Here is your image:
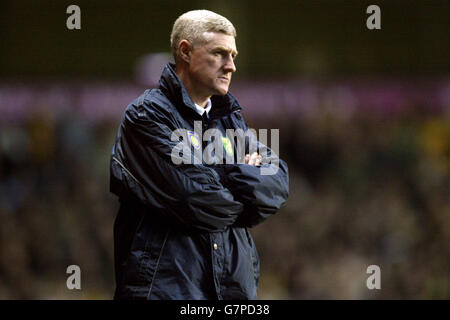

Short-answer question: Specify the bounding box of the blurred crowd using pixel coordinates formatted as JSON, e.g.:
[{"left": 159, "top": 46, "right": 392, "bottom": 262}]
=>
[
  {"left": 259, "top": 105, "right": 449, "bottom": 299},
  {"left": 0, "top": 87, "right": 448, "bottom": 299},
  {"left": 0, "top": 110, "right": 117, "bottom": 298}
]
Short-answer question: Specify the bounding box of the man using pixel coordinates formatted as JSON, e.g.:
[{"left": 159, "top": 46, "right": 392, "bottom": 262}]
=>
[{"left": 110, "top": 10, "right": 289, "bottom": 300}]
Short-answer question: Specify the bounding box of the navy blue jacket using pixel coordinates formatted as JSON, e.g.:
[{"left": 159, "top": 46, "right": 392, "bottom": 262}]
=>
[{"left": 110, "top": 63, "right": 289, "bottom": 299}]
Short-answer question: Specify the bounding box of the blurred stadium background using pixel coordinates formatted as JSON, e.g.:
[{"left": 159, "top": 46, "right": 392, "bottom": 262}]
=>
[{"left": 0, "top": 0, "right": 448, "bottom": 299}]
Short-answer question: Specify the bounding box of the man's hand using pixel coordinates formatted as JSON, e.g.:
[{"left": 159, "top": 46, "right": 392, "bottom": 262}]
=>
[{"left": 244, "top": 152, "right": 262, "bottom": 166}]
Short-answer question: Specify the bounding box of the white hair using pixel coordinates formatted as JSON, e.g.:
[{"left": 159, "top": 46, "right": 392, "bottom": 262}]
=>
[{"left": 170, "top": 10, "right": 236, "bottom": 61}]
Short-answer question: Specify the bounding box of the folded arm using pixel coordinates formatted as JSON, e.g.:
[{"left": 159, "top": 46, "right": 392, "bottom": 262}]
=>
[
  {"left": 214, "top": 125, "right": 290, "bottom": 228},
  {"left": 110, "top": 100, "right": 244, "bottom": 232}
]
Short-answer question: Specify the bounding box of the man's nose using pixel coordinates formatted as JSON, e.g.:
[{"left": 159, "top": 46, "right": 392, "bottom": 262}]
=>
[{"left": 223, "top": 54, "right": 236, "bottom": 73}]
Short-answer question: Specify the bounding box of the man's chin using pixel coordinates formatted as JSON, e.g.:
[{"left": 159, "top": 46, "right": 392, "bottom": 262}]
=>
[{"left": 214, "top": 86, "right": 229, "bottom": 96}]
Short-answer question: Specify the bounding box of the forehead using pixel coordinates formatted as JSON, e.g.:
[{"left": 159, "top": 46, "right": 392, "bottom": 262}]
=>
[{"left": 201, "top": 32, "right": 237, "bottom": 53}]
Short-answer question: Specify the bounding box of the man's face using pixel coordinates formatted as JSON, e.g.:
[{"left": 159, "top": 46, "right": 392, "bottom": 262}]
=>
[{"left": 187, "top": 32, "right": 238, "bottom": 97}]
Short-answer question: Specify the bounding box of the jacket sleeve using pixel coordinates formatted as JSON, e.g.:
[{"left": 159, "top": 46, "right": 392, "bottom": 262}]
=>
[
  {"left": 110, "top": 98, "right": 244, "bottom": 232},
  {"left": 214, "top": 117, "right": 289, "bottom": 228}
]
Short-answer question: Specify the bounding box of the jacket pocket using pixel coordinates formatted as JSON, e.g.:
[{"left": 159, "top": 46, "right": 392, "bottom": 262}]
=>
[
  {"left": 120, "top": 214, "right": 168, "bottom": 289},
  {"left": 244, "top": 228, "right": 260, "bottom": 286}
]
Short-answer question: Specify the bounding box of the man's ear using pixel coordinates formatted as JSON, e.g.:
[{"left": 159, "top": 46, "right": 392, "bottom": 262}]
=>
[{"left": 178, "top": 40, "right": 192, "bottom": 64}]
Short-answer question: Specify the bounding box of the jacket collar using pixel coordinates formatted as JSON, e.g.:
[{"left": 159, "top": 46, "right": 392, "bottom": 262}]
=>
[{"left": 158, "top": 63, "right": 241, "bottom": 118}]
